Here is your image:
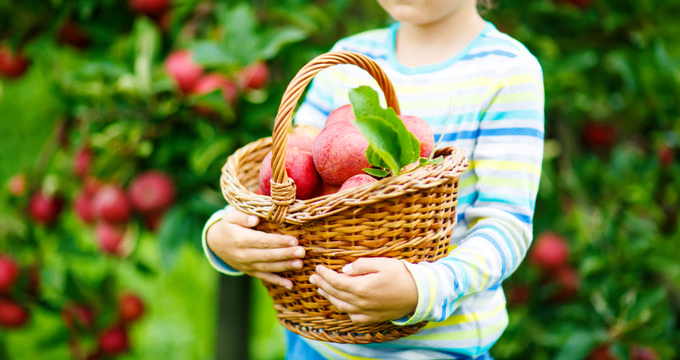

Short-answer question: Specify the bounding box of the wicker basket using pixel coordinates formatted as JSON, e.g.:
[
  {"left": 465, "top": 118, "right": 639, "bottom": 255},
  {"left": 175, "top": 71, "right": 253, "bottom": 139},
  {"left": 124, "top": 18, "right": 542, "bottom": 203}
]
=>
[{"left": 220, "top": 51, "right": 469, "bottom": 344}]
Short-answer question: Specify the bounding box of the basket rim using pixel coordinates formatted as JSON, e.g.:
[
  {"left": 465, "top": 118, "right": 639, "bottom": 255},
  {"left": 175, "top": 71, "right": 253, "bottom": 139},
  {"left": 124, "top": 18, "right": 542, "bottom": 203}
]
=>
[{"left": 221, "top": 137, "right": 469, "bottom": 225}]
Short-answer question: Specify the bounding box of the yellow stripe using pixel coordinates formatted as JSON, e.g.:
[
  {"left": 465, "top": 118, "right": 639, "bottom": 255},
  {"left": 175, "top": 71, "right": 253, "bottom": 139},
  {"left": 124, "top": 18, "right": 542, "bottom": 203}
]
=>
[
  {"left": 469, "top": 159, "right": 541, "bottom": 176},
  {"left": 413, "top": 301, "right": 508, "bottom": 341},
  {"left": 421, "top": 267, "right": 439, "bottom": 323},
  {"left": 477, "top": 176, "right": 539, "bottom": 192}
]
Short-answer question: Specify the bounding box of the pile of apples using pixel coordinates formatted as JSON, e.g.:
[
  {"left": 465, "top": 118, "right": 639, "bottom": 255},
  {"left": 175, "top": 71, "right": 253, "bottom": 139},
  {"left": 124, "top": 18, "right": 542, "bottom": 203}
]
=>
[{"left": 257, "top": 104, "right": 435, "bottom": 200}]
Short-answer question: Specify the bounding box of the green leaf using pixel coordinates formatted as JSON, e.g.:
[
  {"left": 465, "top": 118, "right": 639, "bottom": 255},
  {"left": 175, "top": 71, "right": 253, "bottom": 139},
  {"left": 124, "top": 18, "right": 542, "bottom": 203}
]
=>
[
  {"left": 363, "top": 168, "right": 389, "bottom": 178},
  {"left": 259, "top": 27, "right": 309, "bottom": 61},
  {"left": 191, "top": 41, "right": 237, "bottom": 67},
  {"left": 554, "top": 331, "right": 606, "bottom": 360},
  {"left": 157, "top": 206, "right": 190, "bottom": 270},
  {"left": 349, "top": 86, "right": 420, "bottom": 176}
]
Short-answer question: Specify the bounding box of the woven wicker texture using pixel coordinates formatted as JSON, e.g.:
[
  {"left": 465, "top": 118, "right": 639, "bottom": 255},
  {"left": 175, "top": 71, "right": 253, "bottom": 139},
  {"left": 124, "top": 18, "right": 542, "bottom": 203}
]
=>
[{"left": 220, "top": 51, "right": 469, "bottom": 344}]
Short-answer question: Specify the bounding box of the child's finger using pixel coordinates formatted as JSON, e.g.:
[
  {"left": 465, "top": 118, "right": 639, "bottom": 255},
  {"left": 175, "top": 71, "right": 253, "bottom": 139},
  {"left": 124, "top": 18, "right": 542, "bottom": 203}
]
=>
[
  {"left": 314, "top": 265, "right": 354, "bottom": 293},
  {"left": 317, "top": 288, "right": 361, "bottom": 314},
  {"left": 309, "top": 271, "right": 356, "bottom": 304},
  {"left": 251, "top": 258, "right": 304, "bottom": 273},
  {"left": 247, "top": 246, "right": 305, "bottom": 262},
  {"left": 251, "top": 271, "right": 294, "bottom": 290},
  {"left": 222, "top": 209, "right": 259, "bottom": 228}
]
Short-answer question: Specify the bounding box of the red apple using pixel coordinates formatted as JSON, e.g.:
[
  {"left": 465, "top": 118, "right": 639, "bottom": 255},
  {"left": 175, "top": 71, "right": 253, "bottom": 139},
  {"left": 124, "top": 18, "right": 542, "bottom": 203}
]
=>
[
  {"left": 95, "top": 222, "right": 126, "bottom": 256},
  {"left": 92, "top": 184, "right": 131, "bottom": 223},
  {"left": 630, "top": 345, "right": 658, "bottom": 360},
  {"left": 62, "top": 303, "right": 95, "bottom": 331},
  {"left": 0, "top": 299, "right": 30, "bottom": 328},
  {"left": 319, "top": 181, "right": 340, "bottom": 196},
  {"left": 587, "top": 344, "right": 616, "bottom": 360},
  {"left": 258, "top": 148, "right": 322, "bottom": 200},
  {"left": 58, "top": 20, "right": 91, "bottom": 49},
  {"left": 658, "top": 143, "right": 674, "bottom": 168},
  {"left": 73, "top": 190, "right": 95, "bottom": 224},
  {"left": 128, "top": 171, "right": 175, "bottom": 214},
  {"left": 400, "top": 115, "right": 435, "bottom": 158},
  {"left": 324, "top": 104, "right": 355, "bottom": 128},
  {"left": 73, "top": 146, "right": 94, "bottom": 178},
  {"left": 8, "top": 173, "right": 27, "bottom": 197},
  {"left": 127, "top": 0, "right": 169, "bottom": 16},
  {"left": 191, "top": 73, "right": 238, "bottom": 105},
  {"left": 0, "top": 45, "right": 30, "bottom": 79},
  {"left": 0, "top": 256, "right": 20, "bottom": 293},
  {"left": 313, "top": 121, "right": 370, "bottom": 186},
  {"left": 164, "top": 49, "right": 203, "bottom": 93},
  {"left": 549, "top": 266, "right": 580, "bottom": 302},
  {"left": 530, "top": 231, "right": 569, "bottom": 271},
  {"left": 583, "top": 122, "right": 616, "bottom": 150},
  {"left": 506, "top": 283, "right": 531, "bottom": 307},
  {"left": 28, "top": 192, "right": 63, "bottom": 225},
  {"left": 118, "top": 293, "right": 145, "bottom": 323},
  {"left": 339, "top": 174, "right": 378, "bottom": 192},
  {"left": 98, "top": 325, "right": 130, "bottom": 355},
  {"left": 239, "top": 61, "right": 269, "bottom": 90},
  {"left": 289, "top": 125, "right": 322, "bottom": 153}
]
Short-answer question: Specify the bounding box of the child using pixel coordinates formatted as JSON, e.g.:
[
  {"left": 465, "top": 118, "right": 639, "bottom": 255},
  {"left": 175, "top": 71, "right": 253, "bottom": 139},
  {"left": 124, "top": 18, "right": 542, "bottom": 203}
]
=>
[{"left": 203, "top": 0, "right": 544, "bottom": 358}]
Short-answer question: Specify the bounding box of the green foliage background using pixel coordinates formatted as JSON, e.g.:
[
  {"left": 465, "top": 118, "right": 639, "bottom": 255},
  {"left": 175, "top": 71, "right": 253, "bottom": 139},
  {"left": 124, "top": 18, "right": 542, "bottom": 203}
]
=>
[{"left": 0, "top": 0, "right": 678, "bottom": 359}]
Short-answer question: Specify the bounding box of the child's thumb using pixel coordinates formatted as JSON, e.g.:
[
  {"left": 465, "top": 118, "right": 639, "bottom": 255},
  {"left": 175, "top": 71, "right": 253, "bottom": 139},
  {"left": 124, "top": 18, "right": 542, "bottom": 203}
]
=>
[{"left": 223, "top": 209, "right": 259, "bottom": 228}]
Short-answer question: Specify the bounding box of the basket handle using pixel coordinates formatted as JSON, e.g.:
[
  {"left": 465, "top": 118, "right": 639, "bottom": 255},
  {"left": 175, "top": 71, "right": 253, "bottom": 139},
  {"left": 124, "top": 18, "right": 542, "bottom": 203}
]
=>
[{"left": 268, "top": 50, "right": 401, "bottom": 224}]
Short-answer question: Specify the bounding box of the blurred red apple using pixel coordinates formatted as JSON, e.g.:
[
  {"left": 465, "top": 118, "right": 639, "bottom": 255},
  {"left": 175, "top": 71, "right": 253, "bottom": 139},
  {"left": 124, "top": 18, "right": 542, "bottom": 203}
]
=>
[
  {"left": 319, "top": 181, "right": 340, "bottom": 196},
  {"left": 164, "top": 49, "right": 203, "bottom": 93},
  {"left": 127, "top": 0, "right": 169, "bottom": 16},
  {"left": 28, "top": 192, "right": 64, "bottom": 225},
  {"left": 548, "top": 266, "right": 580, "bottom": 302},
  {"left": 73, "top": 146, "right": 94, "bottom": 178},
  {"left": 506, "top": 283, "right": 531, "bottom": 307},
  {"left": 658, "top": 143, "right": 674, "bottom": 168},
  {"left": 0, "top": 299, "right": 30, "bottom": 328},
  {"left": 62, "top": 303, "right": 95, "bottom": 331},
  {"left": 238, "top": 61, "right": 269, "bottom": 90},
  {"left": 92, "top": 184, "right": 131, "bottom": 223},
  {"left": 0, "top": 256, "right": 20, "bottom": 293},
  {"left": 8, "top": 173, "right": 27, "bottom": 197},
  {"left": 587, "top": 344, "right": 616, "bottom": 360},
  {"left": 73, "top": 190, "right": 95, "bottom": 224},
  {"left": 583, "top": 122, "right": 617, "bottom": 150},
  {"left": 530, "top": 231, "right": 569, "bottom": 271},
  {"left": 191, "top": 73, "right": 238, "bottom": 105},
  {"left": 95, "top": 222, "right": 127, "bottom": 256},
  {"left": 118, "top": 293, "right": 145, "bottom": 323},
  {"left": 0, "top": 45, "right": 30, "bottom": 79},
  {"left": 98, "top": 325, "right": 130, "bottom": 355},
  {"left": 58, "top": 20, "right": 91, "bottom": 49},
  {"left": 128, "top": 171, "right": 175, "bottom": 214},
  {"left": 630, "top": 345, "right": 658, "bottom": 360}
]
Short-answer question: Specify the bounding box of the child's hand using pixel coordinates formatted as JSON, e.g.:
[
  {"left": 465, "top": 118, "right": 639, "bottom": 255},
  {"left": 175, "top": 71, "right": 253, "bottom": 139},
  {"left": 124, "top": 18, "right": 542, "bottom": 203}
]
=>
[
  {"left": 206, "top": 209, "right": 305, "bottom": 289},
  {"left": 309, "top": 258, "right": 418, "bottom": 324}
]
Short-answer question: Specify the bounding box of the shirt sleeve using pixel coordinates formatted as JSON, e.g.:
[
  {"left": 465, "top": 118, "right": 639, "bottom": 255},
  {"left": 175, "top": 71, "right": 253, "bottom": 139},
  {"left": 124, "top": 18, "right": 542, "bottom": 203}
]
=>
[
  {"left": 202, "top": 205, "right": 244, "bottom": 276},
  {"left": 394, "top": 55, "right": 545, "bottom": 325}
]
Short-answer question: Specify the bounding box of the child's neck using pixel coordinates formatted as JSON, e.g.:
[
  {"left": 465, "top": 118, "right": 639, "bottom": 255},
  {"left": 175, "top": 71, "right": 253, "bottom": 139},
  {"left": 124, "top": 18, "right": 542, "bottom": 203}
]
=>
[{"left": 395, "top": 9, "right": 486, "bottom": 68}]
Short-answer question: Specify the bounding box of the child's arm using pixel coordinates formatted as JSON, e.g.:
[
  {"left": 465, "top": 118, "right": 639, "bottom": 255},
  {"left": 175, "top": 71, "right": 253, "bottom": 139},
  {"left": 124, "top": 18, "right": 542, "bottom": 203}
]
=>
[{"left": 204, "top": 208, "right": 306, "bottom": 289}]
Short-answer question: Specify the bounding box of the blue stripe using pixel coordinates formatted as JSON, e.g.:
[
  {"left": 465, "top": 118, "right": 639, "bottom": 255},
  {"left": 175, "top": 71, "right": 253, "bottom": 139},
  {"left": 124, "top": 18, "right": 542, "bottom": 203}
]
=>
[
  {"left": 476, "top": 232, "right": 507, "bottom": 280},
  {"left": 509, "top": 211, "right": 532, "bottom": 224},
  {"left": 484, "top": 110, "right": 543, "bottom": 121},
  {"left": 306, "top": 100, "right": 330, "bottom": 119},
  {"left": 436, "top": 127, "right": 543, "bottom": 142},
  {"left": 462, "top": 49, "right": 518, "bottom": 60}
]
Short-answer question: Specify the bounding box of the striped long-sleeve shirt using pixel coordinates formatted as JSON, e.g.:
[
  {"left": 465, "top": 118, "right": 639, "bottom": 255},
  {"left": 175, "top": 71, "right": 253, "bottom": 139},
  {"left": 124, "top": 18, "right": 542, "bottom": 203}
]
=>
[{"left": 202, "top": 21, "right": 544, "bottom": 359}]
